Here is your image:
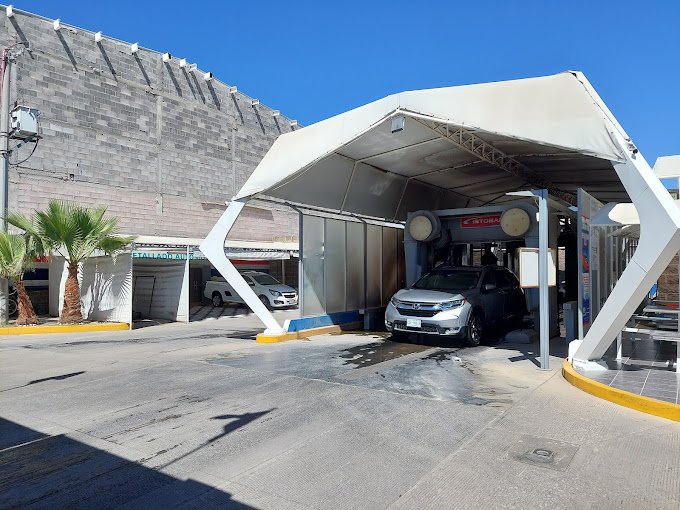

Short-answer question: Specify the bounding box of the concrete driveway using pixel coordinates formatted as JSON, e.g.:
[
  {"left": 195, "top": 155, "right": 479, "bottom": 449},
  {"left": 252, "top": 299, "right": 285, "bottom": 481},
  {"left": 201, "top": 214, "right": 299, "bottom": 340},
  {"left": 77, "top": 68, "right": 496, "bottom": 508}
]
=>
[{"left": 0, "top": 315, "right": 678, "bottom": 509}]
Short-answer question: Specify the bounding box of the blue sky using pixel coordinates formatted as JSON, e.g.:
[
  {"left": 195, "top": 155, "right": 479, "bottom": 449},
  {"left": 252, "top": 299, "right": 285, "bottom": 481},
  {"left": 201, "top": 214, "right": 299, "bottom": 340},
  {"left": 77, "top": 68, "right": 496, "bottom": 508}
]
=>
[{"left": 14, "top": 1, "right": 680, "bottom": 168}]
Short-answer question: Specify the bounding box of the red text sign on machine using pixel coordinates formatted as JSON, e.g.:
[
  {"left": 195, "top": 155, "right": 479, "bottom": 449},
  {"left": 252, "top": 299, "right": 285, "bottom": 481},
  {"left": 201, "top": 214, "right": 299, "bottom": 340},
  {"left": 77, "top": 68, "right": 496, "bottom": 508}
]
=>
[{"left": 460, "top": 214, "right": 501, "bottom": 228}]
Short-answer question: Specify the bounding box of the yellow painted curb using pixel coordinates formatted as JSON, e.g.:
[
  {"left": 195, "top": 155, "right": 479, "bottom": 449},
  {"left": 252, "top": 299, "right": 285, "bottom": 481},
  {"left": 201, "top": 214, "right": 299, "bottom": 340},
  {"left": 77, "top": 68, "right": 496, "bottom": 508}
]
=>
[
  {"left": 562, "top": 360, "right": 680, "bottom": 422},
  {"left": 0, "top": 322, "right": 130, "bottom": 336},
  {"left": 256, "top": 322, "right": 363, "bottom": 344}
]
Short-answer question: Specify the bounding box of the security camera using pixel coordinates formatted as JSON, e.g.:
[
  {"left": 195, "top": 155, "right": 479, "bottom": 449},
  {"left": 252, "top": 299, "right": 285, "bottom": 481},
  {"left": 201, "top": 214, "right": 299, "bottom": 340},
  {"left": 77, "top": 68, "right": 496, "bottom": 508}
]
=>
[
  {"left": 203, "top": 72, "right": 213, "bottom": 81},
  {"left": 162, "top": 53, "right": 172, "bottom": 62}
]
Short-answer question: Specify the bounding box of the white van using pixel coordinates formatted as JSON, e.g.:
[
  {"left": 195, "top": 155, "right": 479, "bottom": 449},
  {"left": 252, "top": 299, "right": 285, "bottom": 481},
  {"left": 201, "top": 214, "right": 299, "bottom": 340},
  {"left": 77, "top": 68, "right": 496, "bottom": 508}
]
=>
[{"left": 204, "top": 271, "right": 298, "bottom": 309}]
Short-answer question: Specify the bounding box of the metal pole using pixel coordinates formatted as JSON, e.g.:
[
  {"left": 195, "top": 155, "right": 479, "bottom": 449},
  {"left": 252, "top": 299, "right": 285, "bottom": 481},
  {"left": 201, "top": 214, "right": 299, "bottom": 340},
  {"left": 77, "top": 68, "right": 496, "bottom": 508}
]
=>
[
  {"left": 538, "top": 189, "right": 550, "bottom": 370},
  {"left": 0, "top": 50, "right": 11, "bottom": 324},
  {"left": 0, "top": 50, "right": 10, "bottom": 228},
  {"left": 298, "top": 211, "right": 304, "bottom": 315}
]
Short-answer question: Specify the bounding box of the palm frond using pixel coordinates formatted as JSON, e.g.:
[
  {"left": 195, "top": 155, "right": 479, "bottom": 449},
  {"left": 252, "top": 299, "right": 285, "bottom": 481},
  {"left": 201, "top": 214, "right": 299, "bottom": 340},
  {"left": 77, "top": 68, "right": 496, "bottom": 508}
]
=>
[{"left": 0, "top": 231, "right": 32, "bottom": 281}]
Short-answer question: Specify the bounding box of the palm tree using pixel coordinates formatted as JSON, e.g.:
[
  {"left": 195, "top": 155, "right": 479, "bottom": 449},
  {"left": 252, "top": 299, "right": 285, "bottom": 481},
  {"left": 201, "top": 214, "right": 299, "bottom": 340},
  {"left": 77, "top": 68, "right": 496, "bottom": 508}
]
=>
[
  {"left": 8, "top": 201, "right": 135, "bottom": 324},
  {"left": 0, "top": 231, "right": 38, "bottom": 325}
]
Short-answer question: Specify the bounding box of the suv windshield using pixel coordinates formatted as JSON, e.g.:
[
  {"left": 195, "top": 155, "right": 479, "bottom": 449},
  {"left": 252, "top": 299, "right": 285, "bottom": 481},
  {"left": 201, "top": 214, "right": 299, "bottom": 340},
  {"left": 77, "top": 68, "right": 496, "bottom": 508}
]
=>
[
  {"left": 413, "top": 270, "right": 481, "bottom": 292},
  {"left": 250, "top": 274, "right": 281, "bottom": 286}
]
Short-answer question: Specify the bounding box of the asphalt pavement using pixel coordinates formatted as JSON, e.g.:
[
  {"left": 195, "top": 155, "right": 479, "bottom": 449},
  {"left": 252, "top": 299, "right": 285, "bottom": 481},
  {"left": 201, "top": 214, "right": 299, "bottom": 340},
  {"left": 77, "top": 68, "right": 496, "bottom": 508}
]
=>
[{"left": 0, "top": 314, "right": 678, "bottom": 509}]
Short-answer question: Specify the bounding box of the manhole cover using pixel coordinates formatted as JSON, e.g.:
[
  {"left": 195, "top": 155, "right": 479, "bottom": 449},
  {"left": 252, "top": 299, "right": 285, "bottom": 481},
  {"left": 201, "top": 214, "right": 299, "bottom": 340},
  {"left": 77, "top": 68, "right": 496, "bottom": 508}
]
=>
[{"left": 507, "top": 435, "right": 579, "bottom": 471}]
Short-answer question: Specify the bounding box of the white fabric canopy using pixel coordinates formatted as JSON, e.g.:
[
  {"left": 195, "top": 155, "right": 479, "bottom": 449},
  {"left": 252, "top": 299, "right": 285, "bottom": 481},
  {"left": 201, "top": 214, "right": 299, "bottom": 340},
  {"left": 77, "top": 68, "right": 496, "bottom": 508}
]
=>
[
  {"left": 590, "top": 200, "right": 680, "bottom": 227},
  {"left": 654, "top": 155, "right": 680, "bottom": 179},
  {"left": 235, "top": 71, "right": 629, "bottom": 219}
]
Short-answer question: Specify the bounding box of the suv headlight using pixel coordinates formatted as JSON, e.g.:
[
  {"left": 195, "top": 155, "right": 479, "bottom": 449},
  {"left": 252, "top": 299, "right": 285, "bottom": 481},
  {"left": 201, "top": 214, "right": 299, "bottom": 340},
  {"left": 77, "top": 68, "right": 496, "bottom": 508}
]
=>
[
  {"left": 390, "top": 296, "right": 401, "bottom": 307},
  {"left": 437, "top": 299, "right": 465, "bottom": 310},
  {"left": 269, "top": 290, "right": 281, "bottom": 297}
]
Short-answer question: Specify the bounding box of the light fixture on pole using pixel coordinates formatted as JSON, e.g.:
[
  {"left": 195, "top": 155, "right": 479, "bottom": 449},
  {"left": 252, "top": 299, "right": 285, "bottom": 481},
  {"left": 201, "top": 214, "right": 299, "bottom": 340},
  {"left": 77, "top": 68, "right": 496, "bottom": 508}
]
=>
[
  {"left": 94, "top": 31, "right": 103, "bottom": 43},
  {"left": 271, "top": 110, "right": 280, "bottom": 117},
  {"left": 251, "top": 99, "right": 259, "bottom": 107},
  {"left": 391, "top": 115, "right": 405, "bottom": 133},
  {"left": 179, "top": 58, "right": 187, "bottom": 68},
  {"left": 162, "top": 52, "right": 172, "bottom": 62},
  {"left": 203, "top": 72, "right": 213, "bottom": 82},
  {"left": 229, "top": 86, "right": 237, "bottom": 94},
  {"left": 6, "top": 5, "right": 14, "bottom": 17},
  {"left": 53, "top": 19, "right": 61, "bottom": 31},
  {"left": 290, "top": 120, "right": 298, "bottom": 128},
  {"left": 188, "top": 63, "right": 197, "bottom": 71},
  {"left": 130, "top": 42, "right": 139, "bottom": 54}
]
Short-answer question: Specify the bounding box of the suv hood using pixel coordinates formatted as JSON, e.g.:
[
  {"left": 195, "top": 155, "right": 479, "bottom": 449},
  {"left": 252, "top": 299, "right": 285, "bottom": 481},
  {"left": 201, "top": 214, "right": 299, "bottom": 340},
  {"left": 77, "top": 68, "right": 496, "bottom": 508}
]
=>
[{"left": 393, "top": 288, "right": 465, "bottom": 304}]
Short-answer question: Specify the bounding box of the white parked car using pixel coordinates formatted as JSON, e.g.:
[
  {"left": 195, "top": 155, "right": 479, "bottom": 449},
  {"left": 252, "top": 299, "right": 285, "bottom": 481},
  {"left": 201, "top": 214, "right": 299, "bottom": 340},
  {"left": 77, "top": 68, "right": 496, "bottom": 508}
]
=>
[{"left": 204, "top": 271, "right": 298, "bottom": 309}]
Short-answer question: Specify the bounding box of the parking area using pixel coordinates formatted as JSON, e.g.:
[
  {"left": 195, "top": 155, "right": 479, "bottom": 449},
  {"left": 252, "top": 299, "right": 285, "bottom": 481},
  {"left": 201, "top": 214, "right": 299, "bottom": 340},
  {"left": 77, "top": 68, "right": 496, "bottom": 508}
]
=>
[
  {"left": 1, "top": 316, "right": 679, "bottom": 509},
  {"left": 189, "top": 304, "right": 299, "bottom": 323}
]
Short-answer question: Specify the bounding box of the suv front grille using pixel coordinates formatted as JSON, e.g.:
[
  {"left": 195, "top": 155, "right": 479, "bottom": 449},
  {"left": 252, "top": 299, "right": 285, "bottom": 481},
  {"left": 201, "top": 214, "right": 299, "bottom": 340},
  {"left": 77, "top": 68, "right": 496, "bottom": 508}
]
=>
[{"left": 396, "top": 307, "right": 439, "bottom": 318}]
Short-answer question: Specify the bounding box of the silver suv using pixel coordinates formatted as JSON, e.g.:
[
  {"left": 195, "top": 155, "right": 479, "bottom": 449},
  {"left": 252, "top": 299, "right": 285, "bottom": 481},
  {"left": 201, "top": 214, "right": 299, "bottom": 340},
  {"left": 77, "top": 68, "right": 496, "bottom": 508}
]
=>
[{"left": 385, "top": 266, "right": 527, "bottom": 345}]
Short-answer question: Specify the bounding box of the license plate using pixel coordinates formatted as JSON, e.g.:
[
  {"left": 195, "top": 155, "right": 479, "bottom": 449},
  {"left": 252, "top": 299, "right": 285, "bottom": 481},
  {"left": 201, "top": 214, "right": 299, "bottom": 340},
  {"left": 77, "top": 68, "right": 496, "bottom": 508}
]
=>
[{"left": 406, "top": 318, "right": 421, "bottom": 328}]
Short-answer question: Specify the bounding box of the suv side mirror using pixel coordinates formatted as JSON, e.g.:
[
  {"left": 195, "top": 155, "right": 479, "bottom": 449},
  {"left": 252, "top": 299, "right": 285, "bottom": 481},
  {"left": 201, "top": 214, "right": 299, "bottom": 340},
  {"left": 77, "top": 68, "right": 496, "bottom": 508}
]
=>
[{"left": 483, "top": 283, "right": 496, "bottom": 292}]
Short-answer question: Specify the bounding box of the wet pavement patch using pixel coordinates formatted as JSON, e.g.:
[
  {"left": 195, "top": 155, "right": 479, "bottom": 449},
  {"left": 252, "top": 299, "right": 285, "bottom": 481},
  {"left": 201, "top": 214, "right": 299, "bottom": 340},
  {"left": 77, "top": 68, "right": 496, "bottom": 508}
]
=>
[
  {"left": 338, "top": 341, "right": 431, "bottom": 368},
  {"left": 420, "top": 349, "right": 461, "bottom": 365}
]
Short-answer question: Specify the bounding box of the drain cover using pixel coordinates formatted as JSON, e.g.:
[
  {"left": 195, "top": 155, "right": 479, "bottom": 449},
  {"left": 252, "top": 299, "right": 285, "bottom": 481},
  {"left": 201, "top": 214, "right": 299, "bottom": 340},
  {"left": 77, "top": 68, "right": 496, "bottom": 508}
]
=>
[
  {"left": 507, "top": 435, "right": 579, "bottom": 471},
  {"left": 523, "top": 448, "right": 555, "bottom": 464}
]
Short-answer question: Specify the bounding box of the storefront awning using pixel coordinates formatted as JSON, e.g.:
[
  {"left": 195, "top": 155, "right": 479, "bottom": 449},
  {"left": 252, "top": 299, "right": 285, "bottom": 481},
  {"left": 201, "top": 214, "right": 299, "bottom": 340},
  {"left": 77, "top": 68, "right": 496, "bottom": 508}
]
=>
[{"left": 130, "top": 235, "right": 298, "bottom": 260}]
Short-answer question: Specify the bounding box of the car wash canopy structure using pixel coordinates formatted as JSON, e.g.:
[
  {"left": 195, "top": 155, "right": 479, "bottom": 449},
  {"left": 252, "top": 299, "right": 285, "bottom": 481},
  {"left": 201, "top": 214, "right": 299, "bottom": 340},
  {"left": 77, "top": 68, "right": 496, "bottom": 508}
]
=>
[{"left": 200, "top": 71, "right": 680, "bottom": 369}]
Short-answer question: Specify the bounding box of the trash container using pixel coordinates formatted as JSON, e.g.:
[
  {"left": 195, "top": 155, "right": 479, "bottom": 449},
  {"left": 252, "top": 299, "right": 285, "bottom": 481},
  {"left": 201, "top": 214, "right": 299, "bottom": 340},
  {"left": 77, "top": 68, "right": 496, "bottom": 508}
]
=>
[{"left": 563, "top": 301, "right": 578, "bottom": 342}]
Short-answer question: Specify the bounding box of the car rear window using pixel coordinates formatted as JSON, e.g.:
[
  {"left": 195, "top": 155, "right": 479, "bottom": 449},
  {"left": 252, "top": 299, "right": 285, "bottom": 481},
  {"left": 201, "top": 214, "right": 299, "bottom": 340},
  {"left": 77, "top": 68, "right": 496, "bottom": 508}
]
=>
[{"left": 413, "top": 271, "right": 481, "bottom": 292}]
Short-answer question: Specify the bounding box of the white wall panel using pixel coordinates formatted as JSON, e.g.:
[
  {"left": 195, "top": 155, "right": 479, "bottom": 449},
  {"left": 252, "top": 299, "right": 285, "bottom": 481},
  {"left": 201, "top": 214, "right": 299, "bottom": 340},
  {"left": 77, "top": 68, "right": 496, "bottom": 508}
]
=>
[
  {"left": 49, "top": 254, "right": 133, "bottom": 324},
  {"left": 324, "top": 219, "right": 346, "bottom": 313},
  {"left": 301, "top": 215, "right": 325, "bottom": 316},
  {"left": 346, "top": 221, "right": 366, "bottom": 311},
  {"left": 81, "top": 254, "right": 133, "bottom": 324}
]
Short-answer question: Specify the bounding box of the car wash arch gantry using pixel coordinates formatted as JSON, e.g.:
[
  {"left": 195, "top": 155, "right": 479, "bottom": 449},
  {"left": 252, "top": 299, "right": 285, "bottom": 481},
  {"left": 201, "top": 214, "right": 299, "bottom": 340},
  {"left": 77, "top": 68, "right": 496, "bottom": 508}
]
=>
[{"left": 200, "top": 71, "right": 680, "bottom": 371}]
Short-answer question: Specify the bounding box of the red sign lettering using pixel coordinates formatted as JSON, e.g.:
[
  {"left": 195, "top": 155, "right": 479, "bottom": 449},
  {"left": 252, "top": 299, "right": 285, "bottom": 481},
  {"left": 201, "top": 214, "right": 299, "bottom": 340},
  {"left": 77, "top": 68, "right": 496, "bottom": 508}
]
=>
[{"left": 460, "top": 214, "right": 501, "bottom": 229}]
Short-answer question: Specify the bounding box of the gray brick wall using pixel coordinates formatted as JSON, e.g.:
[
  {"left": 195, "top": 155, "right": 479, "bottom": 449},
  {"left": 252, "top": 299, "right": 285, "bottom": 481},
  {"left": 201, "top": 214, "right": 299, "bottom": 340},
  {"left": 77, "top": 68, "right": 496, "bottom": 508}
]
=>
[{"left": 0, "top": 8, "right": 298, "bottom": 242}]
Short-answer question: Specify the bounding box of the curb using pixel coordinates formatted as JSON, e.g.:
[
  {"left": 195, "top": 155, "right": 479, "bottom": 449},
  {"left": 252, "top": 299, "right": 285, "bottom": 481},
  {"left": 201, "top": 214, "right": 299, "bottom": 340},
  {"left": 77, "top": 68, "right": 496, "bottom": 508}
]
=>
[
  {"left": 256, "top": 322, "right": 363, "bottom": 343},
  {"left": 562, "top": 360, "right": 680, "bottom": 422},
  {"left": 0, "top": 322, "right": 130, "bottom": 336}
]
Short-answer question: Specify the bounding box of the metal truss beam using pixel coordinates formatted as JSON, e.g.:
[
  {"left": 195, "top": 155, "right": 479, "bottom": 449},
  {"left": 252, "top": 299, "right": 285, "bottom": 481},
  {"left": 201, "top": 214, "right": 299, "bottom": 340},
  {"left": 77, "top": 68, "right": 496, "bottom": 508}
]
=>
[{"left": 410, "top": 116, "right": 577, "bottom": 205}]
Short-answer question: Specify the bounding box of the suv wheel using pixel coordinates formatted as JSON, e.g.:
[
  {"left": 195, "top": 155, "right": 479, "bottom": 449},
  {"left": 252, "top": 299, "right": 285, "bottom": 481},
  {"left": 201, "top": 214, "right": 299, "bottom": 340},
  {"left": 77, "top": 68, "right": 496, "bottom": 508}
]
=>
[
  {"left": 467, "top": 312, "right": 483, "bottom": 346},
  {"left": 212, "top": 292, "right": 223, "bottom": 307},
  {"left": 258, "top": 295, "right": 271, "bottom": 310}
]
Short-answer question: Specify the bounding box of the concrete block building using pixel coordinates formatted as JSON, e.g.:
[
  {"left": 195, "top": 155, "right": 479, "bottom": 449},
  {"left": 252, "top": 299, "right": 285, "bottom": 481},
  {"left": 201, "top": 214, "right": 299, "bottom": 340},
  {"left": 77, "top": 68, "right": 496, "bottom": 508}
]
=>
[{"left": 0, "top": 7, "right": 299, "bottom": 317}]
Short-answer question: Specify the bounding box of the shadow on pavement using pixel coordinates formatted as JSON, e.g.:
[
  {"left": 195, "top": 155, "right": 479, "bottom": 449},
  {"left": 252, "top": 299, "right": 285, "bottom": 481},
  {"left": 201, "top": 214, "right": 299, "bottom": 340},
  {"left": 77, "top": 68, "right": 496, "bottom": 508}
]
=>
[
  {"left": 0, "top": 417, "right": 256, "bottom": 509},
  {"left": 155, "top": 409, "right": 276, "bottom": 470},
  {"left": 0, "top": 371, "right": 86, "bottom": 394}
]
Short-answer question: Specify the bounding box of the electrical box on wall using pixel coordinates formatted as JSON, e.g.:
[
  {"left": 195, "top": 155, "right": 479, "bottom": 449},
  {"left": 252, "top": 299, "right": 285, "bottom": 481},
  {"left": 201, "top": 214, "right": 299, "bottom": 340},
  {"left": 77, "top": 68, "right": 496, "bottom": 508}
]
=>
[{"left": 10, "top": 106, "right": 40, "bottom": 140}]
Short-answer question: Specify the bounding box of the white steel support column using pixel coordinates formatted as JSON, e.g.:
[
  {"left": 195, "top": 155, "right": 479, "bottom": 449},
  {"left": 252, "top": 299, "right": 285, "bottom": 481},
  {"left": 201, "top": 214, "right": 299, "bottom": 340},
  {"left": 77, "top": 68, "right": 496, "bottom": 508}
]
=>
[
  {"left": 199, "top": 199, "right": 284, "bottom": 334},
  {"left": 573, "top": 130, "right": 680, "bottom": 366},
  {"left": 537, "top": 189, "right": 550, "bottom": 370}
]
